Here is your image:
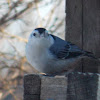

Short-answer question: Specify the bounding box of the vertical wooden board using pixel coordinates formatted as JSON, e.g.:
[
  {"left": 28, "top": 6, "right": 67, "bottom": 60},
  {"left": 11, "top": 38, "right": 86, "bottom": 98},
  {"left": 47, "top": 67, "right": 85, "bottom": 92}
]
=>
[
  {"left": 24, "top": 74, "right": 41, "bottom": 100},
  {"left": 83, "top": 0, "right": 100, "bottom": 73},
  {"left": 67, "top": 72, "right": 98, "bottom": 100},
  {"left": 66, "top": 0, "right": 82, "bottom": 47},
  {"left": 66, "top": 0, "right": 83, "bottom": 71},
  {"left": 40, "top": 77, "right": 67, "bottom": 100}
]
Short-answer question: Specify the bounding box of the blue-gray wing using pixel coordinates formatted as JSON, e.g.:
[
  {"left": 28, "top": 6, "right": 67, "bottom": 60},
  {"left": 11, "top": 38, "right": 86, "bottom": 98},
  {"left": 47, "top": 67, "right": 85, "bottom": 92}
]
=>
[{"left": 49, "top": 34, "right": 84, "bottom": 59}]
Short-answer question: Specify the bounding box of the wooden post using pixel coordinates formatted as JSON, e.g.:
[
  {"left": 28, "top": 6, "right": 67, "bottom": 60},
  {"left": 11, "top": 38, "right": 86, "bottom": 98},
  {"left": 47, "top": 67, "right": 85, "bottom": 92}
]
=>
[
  {"left": 82, "top": 0, "right": 100, "bottom": 72},
  {"left": 66, "top": 0, "right": 83, "bottom": 71},
  {"left": 66, "top": 0, "right": 100, "bottom": 73},
  {"left": 67, "top": 72, "right": 99, "bottom": 100},
  {"left": 24, "top": 73, "right": 100, "bottom": 100},
  {"left": 40, "top": 76, "right": 67, "bottom": 100},
  {"left": 24, "top": 74, "right": 41, "bottom": 100}
]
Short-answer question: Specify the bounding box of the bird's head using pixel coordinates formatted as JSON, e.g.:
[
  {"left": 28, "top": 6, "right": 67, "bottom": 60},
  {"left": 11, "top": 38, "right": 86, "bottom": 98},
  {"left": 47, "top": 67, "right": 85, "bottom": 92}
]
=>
[
  {"left": 28, "top": 28, "right": 54, "bottom": 47},
  {"left": 29, "top": 28, "right": 49, "bottom": 39}
]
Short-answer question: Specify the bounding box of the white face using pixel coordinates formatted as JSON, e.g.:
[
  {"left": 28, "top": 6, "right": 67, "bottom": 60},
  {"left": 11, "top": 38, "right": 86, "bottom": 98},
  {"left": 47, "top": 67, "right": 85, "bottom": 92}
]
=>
[
  {"left": 28, "top": 28, "right": 53, "bottom": 48},
  {"left": 29, "top": 29, "right": 49, "bottom": 39}
]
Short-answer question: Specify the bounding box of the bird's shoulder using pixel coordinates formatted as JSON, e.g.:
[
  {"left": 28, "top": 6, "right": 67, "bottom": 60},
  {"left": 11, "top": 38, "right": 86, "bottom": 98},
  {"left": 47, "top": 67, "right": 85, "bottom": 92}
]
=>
[{"left": 49, "top": 34, "right": 84, "bottom": 59}]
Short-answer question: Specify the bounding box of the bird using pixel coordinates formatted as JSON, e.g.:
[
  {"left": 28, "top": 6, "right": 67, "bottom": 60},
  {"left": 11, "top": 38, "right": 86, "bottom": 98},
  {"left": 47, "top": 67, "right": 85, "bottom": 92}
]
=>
[{"left": 25, "top": 28, "right": 96, "bottom": 76}]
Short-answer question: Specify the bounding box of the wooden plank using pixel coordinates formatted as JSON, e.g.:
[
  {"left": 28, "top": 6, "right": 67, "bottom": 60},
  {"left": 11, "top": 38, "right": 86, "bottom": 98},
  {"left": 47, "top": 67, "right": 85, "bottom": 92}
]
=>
[
  {"left": 23, "top": 73, "right": 100, "bottom": 100},
  {"left": 67, "top": 72, "right": 99, "bottom": 100},
  {"left": 40, "top": 76, "right": 67, "bottom": 100},
  {"left": 66, "top": 0, "right": 83, "bottom": 71},
  {"left": 83, "top": 0, "right": 100, "bottom": 73},
  {"left": 24, "top": 74, "right": 41, "bottom": 100}
]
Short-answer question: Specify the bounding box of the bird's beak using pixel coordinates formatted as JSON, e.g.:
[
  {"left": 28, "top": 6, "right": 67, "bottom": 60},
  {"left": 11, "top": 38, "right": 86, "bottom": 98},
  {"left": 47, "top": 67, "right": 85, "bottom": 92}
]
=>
[{"left": 40, "top": 33, "right": 45, "bottom": 37}]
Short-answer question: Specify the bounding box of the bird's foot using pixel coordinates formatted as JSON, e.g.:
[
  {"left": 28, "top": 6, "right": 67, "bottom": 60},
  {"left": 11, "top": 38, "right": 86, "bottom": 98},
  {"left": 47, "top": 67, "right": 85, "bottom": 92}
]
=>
[{"left": 39, "top": 73, "right": 55, "bottom": 77}]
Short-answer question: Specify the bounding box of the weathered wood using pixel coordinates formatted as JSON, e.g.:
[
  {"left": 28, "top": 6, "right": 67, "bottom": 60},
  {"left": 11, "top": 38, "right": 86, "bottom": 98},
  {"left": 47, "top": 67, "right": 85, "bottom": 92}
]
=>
[
  {"left": 40, "top": 77, "right": 67, "bottom": 100},
  {"left": 24, "top": 74, "right": 41, "bottom": 100},
  {"left": 82, "top": 0, "right": 100, "bottom": 73},
  {"left": 67, "top": 72, "right": 99, "bottom": 100},
  {"left": 24, "top": 73, "right": 100, "bottom": 100},
  {"left": 66, "top": 0, "right": 83, "bottom": 71},
  {"left": 66, "top": 0, "right": 100, "bottom": 73}
]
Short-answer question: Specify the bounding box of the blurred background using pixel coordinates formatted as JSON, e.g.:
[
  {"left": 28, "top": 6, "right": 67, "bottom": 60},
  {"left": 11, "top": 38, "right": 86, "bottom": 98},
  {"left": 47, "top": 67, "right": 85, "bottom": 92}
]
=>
[{"left": 0, "top": 0, "right": 65, "bottom": 100}]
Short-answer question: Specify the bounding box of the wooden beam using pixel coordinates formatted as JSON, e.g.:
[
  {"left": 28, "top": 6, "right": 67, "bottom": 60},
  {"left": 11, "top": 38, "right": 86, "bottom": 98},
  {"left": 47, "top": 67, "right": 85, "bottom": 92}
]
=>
[
  {"left": 24, "top": 74, "right": 41, "bottom": 100},
  {"left": 66, "top": 0, "right": 83, "bottom": 71},
  {"left": 40, "top": 76, "right": 67, "bottom": 100},
  {"left": 66, "top": 0, "right": 100, "bottom": 73},
  {"left": 67, "top": 72, "right": 99, "bottom": 100},
  {"left": 82, "top": 0, "right": 100, "bottom": 72},
  {"left": 24, "top": 73, "right": 100, "bottom": 100}
]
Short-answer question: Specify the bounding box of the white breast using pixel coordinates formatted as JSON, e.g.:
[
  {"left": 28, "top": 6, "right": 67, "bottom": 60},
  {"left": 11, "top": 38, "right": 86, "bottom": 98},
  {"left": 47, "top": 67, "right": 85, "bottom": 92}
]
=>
[{"left": 25, "top": 35, "right": 54, "bottom": 72}]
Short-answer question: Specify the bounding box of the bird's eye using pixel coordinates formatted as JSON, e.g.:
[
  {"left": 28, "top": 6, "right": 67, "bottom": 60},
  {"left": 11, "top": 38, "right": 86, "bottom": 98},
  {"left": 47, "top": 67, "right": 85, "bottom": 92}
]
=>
[{"left": 33, "top": 33, "right": 36, "bottom": 36}]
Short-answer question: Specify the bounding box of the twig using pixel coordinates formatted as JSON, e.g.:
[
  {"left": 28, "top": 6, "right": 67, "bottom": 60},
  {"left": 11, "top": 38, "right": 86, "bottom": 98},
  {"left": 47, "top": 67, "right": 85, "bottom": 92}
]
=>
[
  {"left": 0, "top": 1, "right": 33, "bottom": 27},
  {"left": 0, "top": 29, "right": 28, "bottom": 43}
]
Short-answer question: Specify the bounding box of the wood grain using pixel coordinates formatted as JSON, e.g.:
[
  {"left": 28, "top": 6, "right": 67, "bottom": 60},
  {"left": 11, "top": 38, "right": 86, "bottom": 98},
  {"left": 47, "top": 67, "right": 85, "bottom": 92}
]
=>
[
  {"left": 82, "top": 0, "right": 100, "bottom": 72},
  {"left": 67, "top": 72, "right": 98, "bottom": 100},
  {"left": 40, "top": 77, "right": 67, "bottom": 100},
  {"left": 24, "top": 73, "right": 100, "bottom": 100},
  {"left": 66, "top": 0, "right": 100, "bottom": 73},
  {"left": 24, "top": 74, "right": 41, "bottom": 100},
  {"left": 66, "top": 0, "right": 83, "bottom": 71}
]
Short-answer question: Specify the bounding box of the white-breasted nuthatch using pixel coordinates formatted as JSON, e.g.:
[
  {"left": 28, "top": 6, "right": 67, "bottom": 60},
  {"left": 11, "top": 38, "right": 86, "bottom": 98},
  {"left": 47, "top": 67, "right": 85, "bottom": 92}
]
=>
[{"left": 25, "top": 28, "right": 96, "bottom": 76}]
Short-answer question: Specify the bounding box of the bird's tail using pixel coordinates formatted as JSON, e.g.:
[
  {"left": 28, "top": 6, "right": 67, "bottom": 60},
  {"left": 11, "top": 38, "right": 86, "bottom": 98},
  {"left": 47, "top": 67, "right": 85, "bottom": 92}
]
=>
[{"left": 84, "top": 51, "right": 97, "bottom": 59}]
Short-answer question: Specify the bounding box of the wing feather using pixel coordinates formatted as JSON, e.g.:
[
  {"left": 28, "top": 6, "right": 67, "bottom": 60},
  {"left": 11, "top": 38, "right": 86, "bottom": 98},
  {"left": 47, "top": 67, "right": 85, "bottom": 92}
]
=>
[{"left": 49, "top": 34, "right": 84, "bottom": 59}]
